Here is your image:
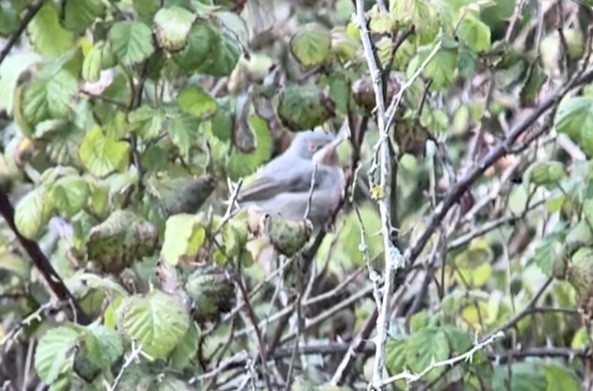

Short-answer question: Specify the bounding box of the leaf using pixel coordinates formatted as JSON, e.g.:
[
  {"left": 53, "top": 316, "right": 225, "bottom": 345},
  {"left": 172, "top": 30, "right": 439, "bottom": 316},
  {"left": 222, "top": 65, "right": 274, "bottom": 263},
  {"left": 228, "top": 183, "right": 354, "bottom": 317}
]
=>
[
  {"left": 27, "top": 2, "right": 73, "bottom": 57},
  {"left": 153, "top": 6, "right": 196, "bottom": 52},
  {"left": 277, "top": 84, "right": 336, "bottom": 131},
  {"left": 405, "top": 327, "right": 450, "bottom": 381},
  {"left": 128, "top": 105, "right": 163, "bottom": 139},
  {"left": 543, "top": 363, "right": 581, "bottom": 391},
  {"left": 61, "top": 0, "right": 105, "bottom": 33},
  {"left": 530, "top": 230, "right": 566, "bottom": 276},
  {"left": 198, "top": 31, "right": 241, "bottom": 77},
  {"left": 82, "top": 324, "right": 123, "bottom": 369},
  {"left": 35, "top": 324, "right": 81, "bottom": 384},
  {"left": 554, "top": 96, "right": 593, "bottom": 141},
  {"left": 524, "top": 161, "right": 565, "bottom": 187},
  {"left": 457, "top": 13, "right": 491, "bottom": 52},
  {"left": 49, "top": 175, "right": 90, "bottom": 218},
  {"left": 15, "top": 186, "right": 54, "bottom": 240},
  {"left": 422, "top": 48, "right": 457, "bottom": 89},
  {"left": 167, "top": 111, "right": 197, "bottom": 158},
  {"left": 23, "top": 70, "right": 78, "bottom": 126},
  {"left": 226, "top": 114, "right": 274, "bottom": 180},
  {"left": 290, "top": 23, "right": 332, "bottom": 67},
  {"left": 109, "top": 21, "right": 155, "bottom": 66},
  {"left": 385, "top": 337, "right": 409, "bottom": 376},
  {"left": 86, "top": 210, "right": 158, "bottom": 272},
  {"left": 79, "top": 126, "right": 130, "bottom": 177},
  {"left": 492, "top": 362, "right": 548, "bottom": 391},
  {"left": 177, "top": 86, "right": 218, "bottom": 119},
  {"left": 173, "top": 22, "right": 217, "bottom": 72},
  {"left": 119, "top": 290, "right": 190, "bottom": 359},
  {"left": 169, "top": 321, "right": 200, "bottom": 369},
  {"left": 161, "top": 214, "right": 207, "bottom": 266}
]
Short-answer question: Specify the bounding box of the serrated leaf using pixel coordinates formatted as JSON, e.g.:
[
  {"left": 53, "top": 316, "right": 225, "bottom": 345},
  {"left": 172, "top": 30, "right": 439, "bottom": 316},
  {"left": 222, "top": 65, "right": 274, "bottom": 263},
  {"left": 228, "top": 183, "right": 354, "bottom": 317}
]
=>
[
  {"left": 198, "top": 31, "right": 240, "bottom": 77},
  {"left": 525, "top": 161, "right": 565, "bottom": 187},
  {"left": 277, "top": 84, "right": 335, "bottom": 131},
  {"left": 49, "top": 175, "right": 90, "bottom": 218},
  {"left": 79, "top": 126, "right": 130, "bottom": 177},
  {"left": 543, "top": 363, "right": 581, "bottom": 391},
  {"left": 86, "top": 209, "right": 158, "bottom": 272},
  {"left": 423, "top": 48, "right": 457, "bottom": 89},
  {"left": 173, "top": 22, "right": 216, "bottom": 72},
  {"left": 290, "top": 23, "right": 332, "bottom": 67},
  {"left": 492, "top": 362, "right": 547, "bottom": 391},
  {"left": 153, "top": 6, "right": 196, "bottom": 52},
  {"left": 457, "top": 13, "right": 491, "bottom": 52},
  {"left": 23, "top": 70, "right": 78, "bottom": 126},
  {"left": 128, "top": 105, "right": 163, "bottom": 138},
  {"left": 530, "top": 230, "right": 566, "bottom": 276},
  {"left": 554, "top": 96, "right": 593, "bottom": 141},
  {"left": 27, "top": 2, "right": 73, "bottom": 57},
  {"left": 167, "top": 111, "right": 197, "bottom": 158},
  {"left": 119, "top": 290, "right": 190, "bottom": 359},
  {"left": 15, "top": 186, "right": 54, "bottom": 240},
  {"left": 35, "top": 324, "right": 81, "bottom": 384},
  {"left": 177, "top": 86, "right": 217, "bottom": 119},
  {"left": 109, "top": 21, "right": 155, "bottom": 66},
  {"left": 61, "top": 0, "right": 105, "bottom": 33},
  {"left": 405, "top": 327, "right": 450, "bottom": 381},
  {"left": 161, "top": 214, "right": 206, "bottom": 266},
  {"left": 226, "top": 114, "right": 274, "bottom": 180},
  {"left": 83, "top": 324, "right": 123, "bottom": 368},
  {"left": 169, "top": 321, "right": 200, "bottom": 369}
]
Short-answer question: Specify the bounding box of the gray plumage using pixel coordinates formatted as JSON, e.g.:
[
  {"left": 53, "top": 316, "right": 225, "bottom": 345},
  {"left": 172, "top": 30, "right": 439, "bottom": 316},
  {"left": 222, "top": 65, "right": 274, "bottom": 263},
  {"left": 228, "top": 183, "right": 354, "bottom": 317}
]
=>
[{"left": 236, "top": 130, "right": 344, "bottom": 228}]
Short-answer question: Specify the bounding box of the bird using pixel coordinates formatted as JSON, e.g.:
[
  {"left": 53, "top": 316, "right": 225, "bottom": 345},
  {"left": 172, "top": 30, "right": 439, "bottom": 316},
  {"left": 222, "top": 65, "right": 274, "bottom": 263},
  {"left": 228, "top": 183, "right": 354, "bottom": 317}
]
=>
[
  {"left": 236, "top": 130, "right": 336, "bottom": 204},
  {"left": 236, "top": 128, "right": 346, "bottom": 229}
]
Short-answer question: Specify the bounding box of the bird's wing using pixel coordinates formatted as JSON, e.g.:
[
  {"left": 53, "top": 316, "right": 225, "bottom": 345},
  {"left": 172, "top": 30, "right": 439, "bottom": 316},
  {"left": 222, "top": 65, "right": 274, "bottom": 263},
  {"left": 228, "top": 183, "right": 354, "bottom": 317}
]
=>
[{"left": 237, "top": 160, "right": 326, "bottom": 202}]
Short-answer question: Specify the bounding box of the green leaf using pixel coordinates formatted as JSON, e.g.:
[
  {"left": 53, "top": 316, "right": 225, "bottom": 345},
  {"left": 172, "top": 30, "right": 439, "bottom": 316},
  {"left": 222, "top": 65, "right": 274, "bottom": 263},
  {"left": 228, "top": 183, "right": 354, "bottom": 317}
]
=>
[
  {"left": 543, "top": 363, "right": 581, "bottom": 391},
  {"left": 153, "top": 6, "right": 196, "bottom": 52},
  {"left": 492, "top": 362, "right": 548, "bottom": 391},
  {"left": 173, "top": 22, "right": 216, "bottom": 72},
  {"left": 109, "top": 21, "right": 155, "bottom": 66},
  {"left": 61, "top": 0, "right": 105, "bottom": 33},
  {"left": 168, "top": 111, "right": 197, "bottom": 158},
  {"left": 423, "top": 48, "right": 457, "bottom": 89},
  {"left": 290, "top": 23, "right": 332, "bottom": 67},
  {"left": 177, "top": 86, "right": 218, "bottom": 119},
  {"left": 49, "top": 175, "right": 90, "bottom": 218},
  {"left": 35, "top": 324, "right": 81, "bottom": 384},
  {"left": 119, "top": 290, "right": 190, "bottom": 359},
  {"left": 385, "top": 337, "right": 409, "bottom": 378},
  {"left": 198, "top": 31, "right": 241, "bottom": 77},
  {"left": 0, "top": 3, "right": 19, "bottom": 36},
  {"left": 277, "top": 84, "right": 336, "bottom": 131},
  {"left": 226, "top": 114, "right": 274, "bottom": 180},
  {"left": 457, "top": 13, "right": 491, "bottom": 52},
  {"left": 161, "top": 214, "right": 207, "bottom": 266},
  {"left": 79, "top": 126, "right": 130, "bottom": 177},
  {"left": 23, "top": 70, "right": 78, "bottom": 126},
  {"left": 554, "top": 96, "right": 593, "bottom": 141},
  {"left": 128, "top": 105, "right": 163, "bottom": 139},
  {"left": 405, "top": 327, "right": 450, "bottom": 381},
  {"left": 15, "top": 186, "right": 54, "bottom": 240},
  {"left": 86, "top": 209, "right": 158, "bottom": 272},
  {"left": 169, "top": 321, "right": 200, "bottom": 369},
  {"left": 524, "top": 161, "right": 565, "bottom": 187},
  {"left": 82, "top": 41, "right": 114, "bottom": 82},
  {"left": 27, "top": 2, "right": 73, "bottom": 57}
]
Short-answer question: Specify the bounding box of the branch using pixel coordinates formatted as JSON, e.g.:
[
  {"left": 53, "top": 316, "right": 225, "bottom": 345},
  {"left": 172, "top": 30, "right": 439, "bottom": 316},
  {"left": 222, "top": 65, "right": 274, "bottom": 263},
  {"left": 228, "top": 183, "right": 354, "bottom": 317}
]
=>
[
  {"left": 0, "top": 0, "right": 46, "bottom": 68},
  {"left": 405, "top": 66, "right": 593, "bottom": 266},
  {"left": 352, "top": 1, "right": 403, "bottom": 386},
  {"left": 0, "top": 189, "right": 90, "bottom": 325}
]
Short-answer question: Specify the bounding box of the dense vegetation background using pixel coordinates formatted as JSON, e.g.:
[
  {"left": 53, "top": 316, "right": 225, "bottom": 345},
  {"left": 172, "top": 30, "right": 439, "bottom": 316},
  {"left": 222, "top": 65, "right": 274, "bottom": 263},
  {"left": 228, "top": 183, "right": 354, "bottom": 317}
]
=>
[{"left": 2, "top": 0, "right": 593, "bottom": 389}]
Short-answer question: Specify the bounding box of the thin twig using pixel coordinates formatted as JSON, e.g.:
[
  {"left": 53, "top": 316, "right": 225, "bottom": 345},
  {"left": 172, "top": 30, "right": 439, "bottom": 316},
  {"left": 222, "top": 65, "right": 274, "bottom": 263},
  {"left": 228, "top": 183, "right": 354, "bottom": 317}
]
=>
[{"left": 0, "top": 0, "right": 47, "bottom": 68}]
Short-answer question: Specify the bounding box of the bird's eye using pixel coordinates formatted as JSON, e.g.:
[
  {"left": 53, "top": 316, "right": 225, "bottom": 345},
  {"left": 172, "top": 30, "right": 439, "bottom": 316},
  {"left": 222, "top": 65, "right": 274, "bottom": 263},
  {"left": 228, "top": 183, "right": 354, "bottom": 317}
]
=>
[{"left": 307, "top": 143, "right": 318, "bottom": 152}]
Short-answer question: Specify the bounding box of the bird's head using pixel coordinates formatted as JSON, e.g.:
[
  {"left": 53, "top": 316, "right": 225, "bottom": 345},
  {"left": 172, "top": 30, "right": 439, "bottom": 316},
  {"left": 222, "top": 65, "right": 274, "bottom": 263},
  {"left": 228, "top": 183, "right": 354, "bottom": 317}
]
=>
[{"left": 289, "top": 130, "right": 336, "bottom": 159}]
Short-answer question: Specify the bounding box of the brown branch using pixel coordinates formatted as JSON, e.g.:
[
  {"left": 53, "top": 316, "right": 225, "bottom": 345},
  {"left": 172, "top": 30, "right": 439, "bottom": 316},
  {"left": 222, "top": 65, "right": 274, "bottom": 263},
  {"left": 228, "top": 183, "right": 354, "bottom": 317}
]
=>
[
  {"left": 0, "top": 0, "right": 47, "bottom": 68},
  {"left": 405, "top": 66, "right": 593, "bottom": 266},
  {"left": 0, "top": 189, "right": 90, "bottom": 325}
]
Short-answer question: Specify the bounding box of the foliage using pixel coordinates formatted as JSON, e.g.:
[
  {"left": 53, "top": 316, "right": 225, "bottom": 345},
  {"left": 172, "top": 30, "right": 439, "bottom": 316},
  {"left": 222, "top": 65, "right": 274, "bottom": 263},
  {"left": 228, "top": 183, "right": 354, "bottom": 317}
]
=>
[{"left": 0, "top": 0, "right": 592, "bottom": 390}]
